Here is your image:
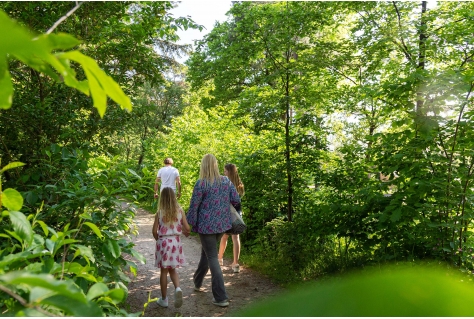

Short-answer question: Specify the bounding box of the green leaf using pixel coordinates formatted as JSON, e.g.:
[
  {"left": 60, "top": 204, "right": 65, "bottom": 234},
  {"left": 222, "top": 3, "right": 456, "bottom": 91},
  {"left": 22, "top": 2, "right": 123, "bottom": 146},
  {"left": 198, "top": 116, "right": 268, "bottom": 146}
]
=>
[
  {"left": 73, "top": 244, "right": 95, "bottom": 264},
  {"left": 45, "top": 238, "right": 55, "bottom": 254},
  {"left": 86, "top": 68, "right": 107, "bottom": 117},
  {"left": 103, "top": 239, "right": 121, "bottom": 260},
  {"left": 38, "top": 32, "right": 81, "bottom": 50},
  {"left": 127, "top": 261, "right": 138, "bottom": 277},
  {"left": 86, "top": 282, "right": 109, "bottom": 301},
  {"left": 0, "top": 10, "right": 42, "bottom": 57},
  {"left": 0, "top": 251, "right": 48, "bottom": 269},
  {"left": 2, "top": 188, "right": 24, "bottom": 211},
  {"left": 1, "top": 161, "right": 25, "bottom": 172},
  {"left": 83, "top": 222, "right": 103, "bottom": 240},
  {"left": 8, "top": 211, "right": 33, "bottom": 245},
  {"left": 25, "top": 191, "right": 39, "bottom": 205},
  {"left": 5, "top": 229, "right": 23, "bottom": 244},
  {"left": 237, "top": 265, "right": 474, "bottom": 316},
  {"left": 127, "top": 168, "right": 142, "bottom": 180},
  {"left": 390, "top": 209, "right": 402, "bottom": 222},
  {"left": 60, "top": 51, "right": 132, "bottom": 116},
  {"left": 41, "top": 294, "right": 103, "bottom": 317},
  {"left": 36, "top": 220, "right": 49, "bottom": 236},
  {"left": 129, "top": 248, "right": 146, "bottom": 264},
  {"left": 105, "top": 288, "right": 126, "bottom": 304},
  {"left": 29, "top": 287, "right": 55, "bottom": 303},
  {"left": 0, "top": 61, "right": 13, "bottom": 110},
  {"left": 0, "top": 272, "right": 88, "bottom": 302},
  {"left": 52, "top": 238, "right": 78, "bottom": 255}
]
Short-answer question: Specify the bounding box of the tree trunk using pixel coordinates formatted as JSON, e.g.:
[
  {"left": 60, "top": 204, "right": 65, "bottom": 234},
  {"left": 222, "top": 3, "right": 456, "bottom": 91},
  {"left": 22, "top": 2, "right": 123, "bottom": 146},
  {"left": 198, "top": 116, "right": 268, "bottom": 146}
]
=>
[
  {"left": 285, "top": 60, "right": 293, "bottom": 222},
  {"left": 415, "top": 1, "right": 427, "bottom": 116}
]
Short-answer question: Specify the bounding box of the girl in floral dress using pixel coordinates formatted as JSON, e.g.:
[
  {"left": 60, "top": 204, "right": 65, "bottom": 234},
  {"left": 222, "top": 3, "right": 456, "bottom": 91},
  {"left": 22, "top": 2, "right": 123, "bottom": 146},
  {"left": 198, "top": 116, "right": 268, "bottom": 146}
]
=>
[{"left": 152, "top": 187, "right": 191, "bottom": 308}]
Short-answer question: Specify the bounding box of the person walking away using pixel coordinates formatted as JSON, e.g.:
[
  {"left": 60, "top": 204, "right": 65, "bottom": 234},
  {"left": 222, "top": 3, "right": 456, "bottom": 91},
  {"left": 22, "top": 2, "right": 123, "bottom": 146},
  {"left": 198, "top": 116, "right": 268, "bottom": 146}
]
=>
[
  {"left": 218, "top": 163, "right": 245, "bottom": 273},
  {"left": 186, "top": 154, "right": 241, "bottom": 307},
  {"left": 152, "top": 187, "right": 191, "bottom": 308},
  {"left": 155, "top": 157, "right": 181, "bottom": 199}
]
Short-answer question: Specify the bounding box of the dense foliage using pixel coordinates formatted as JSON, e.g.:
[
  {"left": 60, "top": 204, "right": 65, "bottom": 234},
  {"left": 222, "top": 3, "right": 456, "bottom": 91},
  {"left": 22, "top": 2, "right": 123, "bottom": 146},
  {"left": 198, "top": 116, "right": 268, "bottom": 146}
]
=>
[
  {"left": 2, "top": 0, "right": 474, "bottom": 315},
  {"left": 0, "top": 1, "right": 197, "bottom": 315},
  {"left": 183, "top": 1, "right": 474, "bottom": 283}
]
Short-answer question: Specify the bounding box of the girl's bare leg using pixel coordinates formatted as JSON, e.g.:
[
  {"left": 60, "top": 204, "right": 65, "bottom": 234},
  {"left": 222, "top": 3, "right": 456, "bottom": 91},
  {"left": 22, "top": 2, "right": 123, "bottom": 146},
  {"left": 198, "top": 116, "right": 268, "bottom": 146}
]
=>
[
  {"left": 231, "top": 234, "right": 240, "bottom": 265},
  {"left": 168, "top": 268, "right": 180, "bottom": 288},
  {"left": 160, "top": 268, "right": 169, "bottom": 299},
  {"left": 218, "top": 234, "right": 229, "bottom": 261}
]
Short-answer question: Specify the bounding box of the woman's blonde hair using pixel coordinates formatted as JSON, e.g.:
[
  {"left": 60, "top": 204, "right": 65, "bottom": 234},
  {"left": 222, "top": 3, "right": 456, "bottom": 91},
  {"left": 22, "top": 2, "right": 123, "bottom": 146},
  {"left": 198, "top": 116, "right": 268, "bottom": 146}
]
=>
[
  {"left": 225, "top": 163, "right": 245, "bottom": 197},
  {"left": 158, "top": 187, "right": 180, "bottom": 223},
  {"left": 199, "top": 154, "right": 221, "bottom": 186}
]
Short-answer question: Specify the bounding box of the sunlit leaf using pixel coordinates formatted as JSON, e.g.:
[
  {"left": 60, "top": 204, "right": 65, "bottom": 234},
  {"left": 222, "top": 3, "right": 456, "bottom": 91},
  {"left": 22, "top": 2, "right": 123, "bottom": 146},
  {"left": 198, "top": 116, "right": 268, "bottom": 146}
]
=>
[
  {"left": 0, "top": 161, "right": 25, "bottom": 172},
  {"left": 2, "top": 188, "right": 23, "bottom": 211},
  {"left": 238, "top": 266, "right": 474, "bottom": 316},
  {"left": 83, "top": 222, "right": 103, "bottom": 240}
]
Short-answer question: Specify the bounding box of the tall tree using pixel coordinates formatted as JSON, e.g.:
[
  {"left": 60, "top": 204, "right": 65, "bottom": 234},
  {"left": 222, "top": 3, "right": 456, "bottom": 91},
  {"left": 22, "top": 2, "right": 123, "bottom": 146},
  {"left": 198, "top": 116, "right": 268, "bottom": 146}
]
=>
[{"left": 187, "top": 1, "right": 342, "bottom": 221}]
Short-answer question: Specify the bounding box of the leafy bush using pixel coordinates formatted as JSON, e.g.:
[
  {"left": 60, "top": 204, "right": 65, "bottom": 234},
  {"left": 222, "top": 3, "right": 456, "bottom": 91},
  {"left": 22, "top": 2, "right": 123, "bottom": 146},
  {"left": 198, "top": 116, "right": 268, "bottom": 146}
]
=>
[{"left": 0, "top": 154, "right": 146, "bottom": 316}]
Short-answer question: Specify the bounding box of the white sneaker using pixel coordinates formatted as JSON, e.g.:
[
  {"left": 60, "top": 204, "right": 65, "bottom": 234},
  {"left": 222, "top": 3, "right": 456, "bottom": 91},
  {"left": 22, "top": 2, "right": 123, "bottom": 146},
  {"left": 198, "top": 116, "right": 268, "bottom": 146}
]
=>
[
  {"left": 156, "top": 297, "right": 168, "bottom": 308},
  {"left": 174, "top": 287, "right": 183, "bottom": 308},
  {"left": 232, "top": 264, "right": 240, "bottom": 273},
  {"left": 212, "top": 298, "right": 229, "bottom": 307}
]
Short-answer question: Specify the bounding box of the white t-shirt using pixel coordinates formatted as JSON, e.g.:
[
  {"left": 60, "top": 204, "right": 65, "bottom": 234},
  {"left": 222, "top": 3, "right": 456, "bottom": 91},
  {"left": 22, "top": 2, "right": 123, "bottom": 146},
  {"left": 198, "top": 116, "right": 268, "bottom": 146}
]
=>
[{"left": 157, "top": 166, "right": 180, "bottom": 192}]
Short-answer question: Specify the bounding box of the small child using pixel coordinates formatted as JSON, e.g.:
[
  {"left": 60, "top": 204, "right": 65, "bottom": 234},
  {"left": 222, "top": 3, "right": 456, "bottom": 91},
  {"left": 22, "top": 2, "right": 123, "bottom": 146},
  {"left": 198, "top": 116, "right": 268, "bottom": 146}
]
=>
[{"left": 152, "top": 187, "right": 191, "bottom": 308}]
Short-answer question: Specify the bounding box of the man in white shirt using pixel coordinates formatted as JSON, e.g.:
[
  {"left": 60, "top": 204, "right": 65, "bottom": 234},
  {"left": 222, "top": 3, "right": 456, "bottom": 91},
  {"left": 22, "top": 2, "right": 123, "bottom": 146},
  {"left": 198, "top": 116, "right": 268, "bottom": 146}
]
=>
[{"left": 154, "top": 157, "right": 182, "bottom": 199}]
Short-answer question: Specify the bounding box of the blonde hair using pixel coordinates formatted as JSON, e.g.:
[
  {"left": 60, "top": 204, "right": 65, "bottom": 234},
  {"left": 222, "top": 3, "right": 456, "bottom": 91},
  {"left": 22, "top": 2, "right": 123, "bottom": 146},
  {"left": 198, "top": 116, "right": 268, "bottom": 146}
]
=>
[
  {"left": 199, "top": 154, "right": 221, "bottom": 186},
  {"left": 225, "top": 163, "right": 245, "bottom": 197},
  {"left": 158, "top": 187, "right": 180, "bottom": 223}
]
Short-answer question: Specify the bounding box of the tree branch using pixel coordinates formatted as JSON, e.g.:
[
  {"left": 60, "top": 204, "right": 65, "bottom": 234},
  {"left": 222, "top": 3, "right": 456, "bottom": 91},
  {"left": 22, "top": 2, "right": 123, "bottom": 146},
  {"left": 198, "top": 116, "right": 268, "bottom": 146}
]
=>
[
  {"left": 0, "top": 284, "right": 59, "bottom": 317},
  {"left": 46, "top": 2, "right": 84, "bottom": 34},
  {"left": 460, "top": 50, "right": 474, "bottom": 69},
  {"left": 328, "top": 66, "right": 357, "bottom": 86},
  {"left": 432, "top": 17, "right": 466, "bottom": 33},
  {"left": 392, "top": 1, "right": 413, "bottom": 62}
]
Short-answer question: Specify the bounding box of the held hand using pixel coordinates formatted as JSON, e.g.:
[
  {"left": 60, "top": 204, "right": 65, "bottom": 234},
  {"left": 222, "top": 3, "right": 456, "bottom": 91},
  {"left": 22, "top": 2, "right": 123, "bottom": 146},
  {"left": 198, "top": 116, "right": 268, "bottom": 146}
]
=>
[
  {"left": 183, "top": 229, "right": 190, "bottom": 237},
  {"left": 177, "top": 192, "right": 181, "bottom": 199},
  {"left": 154, "top": 193, "right": 158, "bottom": 199}
]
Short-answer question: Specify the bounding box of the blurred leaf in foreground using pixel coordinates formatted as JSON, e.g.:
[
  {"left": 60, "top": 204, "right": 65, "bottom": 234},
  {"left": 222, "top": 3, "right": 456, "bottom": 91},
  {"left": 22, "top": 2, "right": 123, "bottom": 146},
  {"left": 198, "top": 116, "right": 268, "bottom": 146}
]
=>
[{"left": 237, "top": 265, "right": 474, "bottom": 317}]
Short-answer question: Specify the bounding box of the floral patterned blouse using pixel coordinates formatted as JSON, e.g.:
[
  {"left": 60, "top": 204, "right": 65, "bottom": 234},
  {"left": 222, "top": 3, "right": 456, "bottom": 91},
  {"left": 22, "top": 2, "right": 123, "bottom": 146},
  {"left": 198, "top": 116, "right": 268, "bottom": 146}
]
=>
[{"left": 186, "top": 176, "right": 241, "bottom": 234}]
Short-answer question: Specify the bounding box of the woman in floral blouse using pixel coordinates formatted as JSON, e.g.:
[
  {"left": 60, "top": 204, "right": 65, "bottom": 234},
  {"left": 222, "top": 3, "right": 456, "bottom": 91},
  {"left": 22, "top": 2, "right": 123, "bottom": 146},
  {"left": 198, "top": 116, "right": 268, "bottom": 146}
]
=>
[{"left": 186, "top": 154, "right": 241, "bottom": 307}]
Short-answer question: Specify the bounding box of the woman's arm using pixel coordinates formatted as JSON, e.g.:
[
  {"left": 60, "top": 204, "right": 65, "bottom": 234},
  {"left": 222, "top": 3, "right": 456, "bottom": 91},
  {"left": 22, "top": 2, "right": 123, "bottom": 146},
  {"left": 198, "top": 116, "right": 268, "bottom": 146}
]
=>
[
  {"left": 228, "top": 178, "right": 242, "bottom": 211},
  {"left": 152, "top": 212, "right": 159, "bottom": 240},
  {"left": 186, "top": 180, "right": 203, "bottom": 229}
]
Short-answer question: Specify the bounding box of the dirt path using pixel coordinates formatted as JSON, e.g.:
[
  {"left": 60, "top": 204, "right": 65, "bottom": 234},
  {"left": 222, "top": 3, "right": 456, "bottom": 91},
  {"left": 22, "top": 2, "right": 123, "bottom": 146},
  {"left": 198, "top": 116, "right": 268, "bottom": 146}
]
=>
[{"left": 125, "top": 203, "right": 282, "bottom": 317}]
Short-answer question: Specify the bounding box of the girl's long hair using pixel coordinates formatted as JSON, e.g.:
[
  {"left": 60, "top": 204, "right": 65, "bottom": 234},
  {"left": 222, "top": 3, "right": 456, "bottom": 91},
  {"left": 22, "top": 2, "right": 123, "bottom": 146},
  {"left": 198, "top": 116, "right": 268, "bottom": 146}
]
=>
[
  {"left": 199, "top": 154, "right": 221, "bottom": 186},
  {"left": 225, "top": 163, "right": 245, "bottom": 197},
  {"left": 158, "top": 187, "right": 180, "bottom": 223}
]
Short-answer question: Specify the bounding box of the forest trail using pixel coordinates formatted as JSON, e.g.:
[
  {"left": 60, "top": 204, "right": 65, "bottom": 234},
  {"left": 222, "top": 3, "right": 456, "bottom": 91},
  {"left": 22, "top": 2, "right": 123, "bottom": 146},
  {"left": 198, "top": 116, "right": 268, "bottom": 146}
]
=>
[{"left": 124, "top": 203, "right": 282, "bottom": 317}]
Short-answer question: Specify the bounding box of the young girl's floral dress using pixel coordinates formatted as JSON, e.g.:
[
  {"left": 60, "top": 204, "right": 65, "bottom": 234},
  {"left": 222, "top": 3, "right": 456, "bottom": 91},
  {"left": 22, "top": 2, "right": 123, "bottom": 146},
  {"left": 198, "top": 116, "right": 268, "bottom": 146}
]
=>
[{"left": 154, "top": 209, "right": 186, "bottom": 269}]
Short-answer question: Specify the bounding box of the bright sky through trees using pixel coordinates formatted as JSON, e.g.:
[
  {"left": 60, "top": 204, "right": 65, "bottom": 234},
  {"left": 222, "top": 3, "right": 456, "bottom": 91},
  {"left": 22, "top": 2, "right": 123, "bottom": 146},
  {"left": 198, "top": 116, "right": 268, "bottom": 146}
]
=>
[{"left": 170, "top": 0, "right": 232, "bottom": 62}]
